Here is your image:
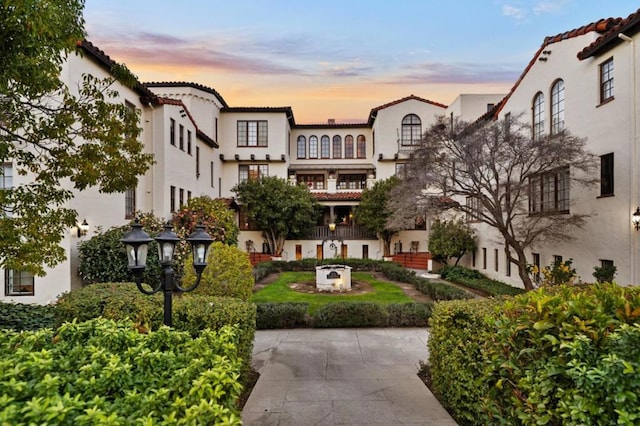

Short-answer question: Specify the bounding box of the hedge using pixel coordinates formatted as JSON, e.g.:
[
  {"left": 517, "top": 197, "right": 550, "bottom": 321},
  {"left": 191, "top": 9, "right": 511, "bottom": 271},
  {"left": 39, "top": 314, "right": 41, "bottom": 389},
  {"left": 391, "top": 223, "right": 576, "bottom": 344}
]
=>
[
  {"left": 439, "top": 265, "right": 525, "bottom": 296},
  {"left": 0, "top": 302, "right": 56, "bottom": 331},
  {"left": 0, "top": 318, "right": 243, "bottom": 425}
]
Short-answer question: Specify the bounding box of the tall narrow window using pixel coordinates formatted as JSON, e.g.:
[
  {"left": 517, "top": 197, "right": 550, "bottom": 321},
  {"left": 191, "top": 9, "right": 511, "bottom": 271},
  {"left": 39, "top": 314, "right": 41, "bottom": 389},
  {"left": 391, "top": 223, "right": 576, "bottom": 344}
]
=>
[
  {"left": 321, "top": 135, "right": 330, "bottom": 158},
  {"left": 210, "top": 161, "right": 214, "bottom": 188},
  {"left": 296, "top": 136, "right": 306, "bottom": 159},
  {"left": 179, "top": 124, "right": 184, "bottom": 150},
  {"left": 401, "top": 114, "right": 421, "bottom": 145},
  {"left": 170, "top": 186, "right": 176, "bottom": 212},
  {"left": 600, "top": 57, "right": 614, "bottom": 103},
  {"left": 170, "top": 119, "right": 176, "bottom": 146},
  {"left": 600, "top": 153, "right": 614, "bottom": 196},
  {"left": 309, "top": 136, "right": 318, "bottom": 159},
  {"left": 506, "top": 249, "right": 511, "bottom": 277},
  {"left": 333, "top": 135, "right": 342, "bottom": 158},
  {"left": 179, "top": 188, "right": 184, "bottom": 208},
  {"left": 1, "top": 163, "right": 12, "bottom": 218},
  {"left": 196, "top": 146, "right": 200, "bottom": 178},
  {"left": 344, "top": 135, "right": 354, "bottom": 158},
  {"left": 5, "top": 270, "right": 34, "bottom": 296},
  {"left": 356, "top": 135, "right": 366, "bottom": 158},
  {"left": 187, "top": 130, "right": 192, "bottom": 154},
  {"left": 125, "top": 187, "right": 136, "bottom": 219},
  {"left": 482, "top": 248, "right": 487, "bottom": 269},
  {"left": 550, "top": 79, "right": 565, "bottom": 134},
  {"left": 187, "top": 191, "right": 192, "bottom": 202},
  {"left": 532, "top": 92, "right": 544, "bottom": 140},
  {"left": 494, "top": 249, "right": 499, "bottom": 272},
  {"left": 532, "top": 253, "right": 541, "bottom": 283}
]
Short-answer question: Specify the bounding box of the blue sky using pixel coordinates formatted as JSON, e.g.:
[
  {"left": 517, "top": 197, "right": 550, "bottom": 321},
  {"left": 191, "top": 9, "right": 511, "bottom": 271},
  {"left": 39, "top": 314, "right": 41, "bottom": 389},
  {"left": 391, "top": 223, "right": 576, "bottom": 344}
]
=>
[{"left": 83, "top": 1, "right": 637, "bottom": 123}]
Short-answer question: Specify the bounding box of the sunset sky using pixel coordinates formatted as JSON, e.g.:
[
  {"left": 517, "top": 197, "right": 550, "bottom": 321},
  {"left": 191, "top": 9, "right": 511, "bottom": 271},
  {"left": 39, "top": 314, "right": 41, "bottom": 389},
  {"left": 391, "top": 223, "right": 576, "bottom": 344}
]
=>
[{"left": 83, "top": 1, "right": 636, "bottom": 124}]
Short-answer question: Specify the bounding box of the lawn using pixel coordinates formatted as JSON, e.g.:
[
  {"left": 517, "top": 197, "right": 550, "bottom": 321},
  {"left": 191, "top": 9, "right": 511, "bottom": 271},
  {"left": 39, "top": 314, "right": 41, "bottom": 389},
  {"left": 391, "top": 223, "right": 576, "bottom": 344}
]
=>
[{"left": 251, "top": 271, "right": 414, "bottom": 314}]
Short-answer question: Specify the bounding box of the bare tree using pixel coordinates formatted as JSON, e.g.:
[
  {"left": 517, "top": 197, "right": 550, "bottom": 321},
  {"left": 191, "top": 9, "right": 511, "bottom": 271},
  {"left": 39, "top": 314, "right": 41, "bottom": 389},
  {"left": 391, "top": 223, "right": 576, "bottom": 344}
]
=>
[{"left": 391, "top": 114, "right": 597, "bottom": 290}]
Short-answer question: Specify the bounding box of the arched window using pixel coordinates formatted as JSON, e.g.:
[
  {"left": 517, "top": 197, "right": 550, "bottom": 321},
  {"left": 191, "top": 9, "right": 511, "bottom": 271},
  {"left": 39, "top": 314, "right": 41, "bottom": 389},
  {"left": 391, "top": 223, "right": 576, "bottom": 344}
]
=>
[
  {"left": 309, "top": 135, "right": 318, "bottom": 158},
  {"left": 296, "top": 135, "right": 306, "bottom": 159},
  {"left": 550, "top": 79, "right": 565, "bottom": 134},
  {"left": 320, "top": 135, "right": 330, "bottom": 158},
  {"left": 333, "top": 135, "right": 342, "bottom": 158},
  {"left": 532, "top": 92, "right": 544, "bottom": 140},
  {"left": 345, "top": 135, "right": 354, "bottom": 158},
  {"left": 401, "top": 114, "right": 421, "bottom": 146},
  {"left": 356, "top": 135, "right": 366, "bottom": 158}
]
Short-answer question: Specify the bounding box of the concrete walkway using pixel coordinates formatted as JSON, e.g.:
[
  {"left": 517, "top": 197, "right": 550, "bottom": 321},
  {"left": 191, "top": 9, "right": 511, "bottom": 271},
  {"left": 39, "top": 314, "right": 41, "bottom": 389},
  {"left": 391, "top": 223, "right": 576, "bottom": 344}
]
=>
[{"left": 242, "top": 328, "right": 457, "bottom": 425}]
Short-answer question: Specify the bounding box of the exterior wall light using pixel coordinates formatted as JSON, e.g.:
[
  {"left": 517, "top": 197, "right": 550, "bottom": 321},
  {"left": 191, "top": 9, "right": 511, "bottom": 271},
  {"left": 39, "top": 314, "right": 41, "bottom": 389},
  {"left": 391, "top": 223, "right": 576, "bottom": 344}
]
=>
[
  {"left": 121, "top": 220, "right": 213, "bottom": 326},
  {"left": 633, "top": 207, "right": 640, "bottom": 231},
  {"left": 77, "top": 219, "right": 89, "bottom": 237},
  {"left": 328, "top": 222, "right": 336, "bottom": 232}
]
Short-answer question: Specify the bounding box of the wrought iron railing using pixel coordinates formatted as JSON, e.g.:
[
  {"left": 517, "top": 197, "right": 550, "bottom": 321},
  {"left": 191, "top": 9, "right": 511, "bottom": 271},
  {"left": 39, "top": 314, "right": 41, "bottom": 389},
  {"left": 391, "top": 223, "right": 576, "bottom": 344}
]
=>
[{"left": 309, "top": 225, "right": 377, "bottom": 240}]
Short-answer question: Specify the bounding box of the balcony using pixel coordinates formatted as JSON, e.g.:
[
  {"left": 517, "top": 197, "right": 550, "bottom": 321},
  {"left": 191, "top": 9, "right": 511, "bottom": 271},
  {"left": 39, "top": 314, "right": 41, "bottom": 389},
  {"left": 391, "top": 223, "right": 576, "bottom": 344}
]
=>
[{"left": 309, "top": 225, "right": 377, "bottom": 240}]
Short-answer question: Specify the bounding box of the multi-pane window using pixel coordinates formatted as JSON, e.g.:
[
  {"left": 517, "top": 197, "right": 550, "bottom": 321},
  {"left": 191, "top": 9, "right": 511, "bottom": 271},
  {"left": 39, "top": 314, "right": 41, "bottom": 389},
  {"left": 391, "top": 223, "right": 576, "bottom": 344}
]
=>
[
  {"left": 600, "top": 58, "right": 614, "bottom": 103},
  {"left": 170, "top": 119, "right": 176, "bottom": 146},
  {"left": 1, "top": 163, "right": 12, "bottom": 190},
  {"left": 529, "top": 167, "right": 570, "bottom": 214},
  {"left": 170, "top": 186, "right": 176, "bottom": 212},
  {"left": 550, "top": 79, "right": 565, "bottom": 134},
  {"left": 532, "top": 92, "right": 544, "bottom": 140},
  {"left": 332, "top": 135, "right": 342, "bottom": 158},
  {"left": 466, "top": 196, "right": 482, "bottom": 222},
  {"left": 356, "top": 135, "right": 366, "bottom": 158},
  {"left": 321, "top": 136, "right": 330, "bottom": 158},
  {"left": 337, "top": 174, "right": 366, "bottom": 190},
  {"left": 179, "top": 124, "right": 184, "bottom": 150},
  {"left": 239, "top": 164, "right": 268, "bottom": 183},
  {"left": 296, "top": 136, "right": 306, "bottom": 159},
  {"left": 237, "top": 120, "right": 268, "bottom": 147},
  {"left": 414, "top": 215, "right": 426, "bottom": 230},
  {"left": 401, "top": 114, "right": 421, "bottom": 146},
  {"left": 5, "top": 270, "right": 34, "bottom": 296},
  {"left": 298, "top": 174, "right": 324, "bottom": 190},
  {"left": 239, "top": 208, "right": 259, "bottom": 231},
  {"left": 395, "top": 163, "right": 407, "bottom": 177},
  {"left": 125, "top": 187, "right": 136, "bottom": 219},
  {"left": 309, "top": 136, "right": 318, "bottom": 159},
  {"left": 344, "top": 135, "right": 354, "bottom": 158},
  {"left": 600, "top": 153, "right": 614, "bottom": 196},
  {"left": 187, "top": 130, "right": 192, "bottom": 155}
]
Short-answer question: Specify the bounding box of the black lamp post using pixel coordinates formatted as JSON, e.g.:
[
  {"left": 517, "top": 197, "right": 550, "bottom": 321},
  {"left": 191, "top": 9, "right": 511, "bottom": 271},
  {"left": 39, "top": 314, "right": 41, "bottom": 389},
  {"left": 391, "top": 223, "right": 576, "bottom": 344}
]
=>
[{"left": 121, "top": 220, "right": 213, "bottom": 327}]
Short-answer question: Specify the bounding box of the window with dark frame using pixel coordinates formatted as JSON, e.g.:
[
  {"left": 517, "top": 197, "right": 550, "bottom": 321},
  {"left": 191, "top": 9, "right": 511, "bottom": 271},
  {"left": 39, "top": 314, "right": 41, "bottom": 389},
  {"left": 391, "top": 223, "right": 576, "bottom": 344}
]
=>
[
  {"left": 482, "top": 248, "right": 487, "bottom": 269},
  {"left": 179, "top": 124, "right": 184, "bottom": 150},
  {"left": 297, "top": 174, "right": 324, "bottom": 190},
  {"left": 472, "top": 249, "right": 476, "bottom": 267},
  {"left": 532, "top": 92, "right": 544, "bottom": 140},
  {"left": 532, "top": 253, "right": 541, "bottom": 283},
  {"left": 179, "top": 188, "right": 184, "bottom": 208},
  {"left": 466, "top": 196, "right": 482, "bottom": 222},
  {"left": 237, "top": 120, "right": 268, "bottom": 147},
  {"left": 321, "top": 135, "right": 330, "bottom": 158},
  {"left": 494, "top": 248, "right": 499, "bottom": 272},
  {"left": 344, "top": 135, "right": 354, "bottom": 158},
  {"left": 600, "top": 153, "right": 614, "bottom": 196},
  {"left": 332, "top": 135, "right": 342, "bottom": 158},
  {"left": 210, "top": 161, "right": 214, "bottom": 188},
  {"left": 196, "top": 146, "right": 200, "bottom": 178},
  {"left": 309, "top": 135, "right": 318, "bottom": 159},
  {"left": 401, "top": 114, "right": 422, "bottom": 146},
  {"left": 239, "top": 207, "right": 259, "bottom": 230},
  {"left": 356, "top": 135, "right": 366, "bottom": 158},
  {"left": 170, "top": 186, "right": 176, "bottom": 212},
  {"left": 600, "top": 58, "right": 614, "bottom": 103},
  {"left": 529, "top": 167, "right": 570, "bottom": 214},
  {"left": 296, "top": 135, "right": 306, "bottom": 159},
  {"left": 125, "top": 187, "right": 136, "bottom": 219},
  {"left": 239, "top": 164, "right": 268, "bottom": 183},
  {"left": 187, "top": 130, "right": 192, "bottom": 155},
  {"left": 550, "top": 79, "right": 565, "bottom": 134},
  {"left": 5, "top": 270, "right": 34, "bottom": 296},
  {"left": 506, "top": 249, "right": 511, "bottom": 277},
  {"left": 337, "top": 174, "right": 366, "bottom": 190},
  {"left": 170, "top": 119, "right": 176, "bottom": 146}
]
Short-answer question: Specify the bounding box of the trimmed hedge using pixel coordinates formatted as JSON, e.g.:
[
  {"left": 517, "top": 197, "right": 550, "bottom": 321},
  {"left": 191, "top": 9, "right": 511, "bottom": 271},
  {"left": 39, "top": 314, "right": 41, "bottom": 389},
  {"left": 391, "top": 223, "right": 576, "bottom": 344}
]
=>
[
  {"left": 439, "top": 265, "right": 525, "bottom": 296},
  {"left": 386, "top": 302, "right": 432, "bottom": 327},
  {"left": 427, "top": 283, "right": 640, "bottom": 425},
  {"left": 255, "top": 303, "right": 308, "bottom": 329},
  {"left": 0, "top": 302, "right": 56, "bottom": 331},
  {"left": 0, "top": 318, "right": 243, "bottom": 424},
  {"left": 313, "top": 302, "right": 388, "bottom": 328}
]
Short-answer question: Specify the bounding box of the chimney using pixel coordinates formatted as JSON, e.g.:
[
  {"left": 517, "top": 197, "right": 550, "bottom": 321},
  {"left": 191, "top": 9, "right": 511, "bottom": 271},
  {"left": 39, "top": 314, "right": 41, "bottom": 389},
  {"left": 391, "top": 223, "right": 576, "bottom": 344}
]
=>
[{"left": 328, "top": 118, "right": 335, "bottom": 125}]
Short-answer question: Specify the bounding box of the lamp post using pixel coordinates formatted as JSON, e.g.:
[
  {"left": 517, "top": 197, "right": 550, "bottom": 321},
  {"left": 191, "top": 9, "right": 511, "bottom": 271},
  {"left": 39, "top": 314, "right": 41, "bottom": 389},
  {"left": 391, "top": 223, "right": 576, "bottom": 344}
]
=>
[
  {"left": 633, "top": 207, "right": 640, "bottom": 231},
  {"left": 121, "top": 220, "right": 213, "bottom": 327}
]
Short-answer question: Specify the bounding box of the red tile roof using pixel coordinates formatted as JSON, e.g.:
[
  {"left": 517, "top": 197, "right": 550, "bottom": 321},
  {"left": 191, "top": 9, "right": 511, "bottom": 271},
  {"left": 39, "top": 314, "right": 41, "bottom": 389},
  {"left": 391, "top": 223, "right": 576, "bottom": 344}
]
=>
[
  {"left": 368, "top": 94, "right": 447, "bottom": 125},
  {"left": 313, "top": 192, "right": 362, "bottom": 202},
  {"left": 222, "top": 106, "right": 296, "bottom": 127},
  {"left": 578, "top": 8, "right": 640, "bottom": 59},
  {"left": 487, "top": 15, "right": 626, "bottom": 120}
]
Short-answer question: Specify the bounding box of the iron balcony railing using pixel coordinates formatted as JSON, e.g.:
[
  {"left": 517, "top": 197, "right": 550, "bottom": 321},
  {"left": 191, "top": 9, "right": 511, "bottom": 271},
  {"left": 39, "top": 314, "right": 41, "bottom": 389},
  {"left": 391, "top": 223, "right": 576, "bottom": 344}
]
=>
[{"left": 309, "top": 225, "right": 377, "bottom": 240}]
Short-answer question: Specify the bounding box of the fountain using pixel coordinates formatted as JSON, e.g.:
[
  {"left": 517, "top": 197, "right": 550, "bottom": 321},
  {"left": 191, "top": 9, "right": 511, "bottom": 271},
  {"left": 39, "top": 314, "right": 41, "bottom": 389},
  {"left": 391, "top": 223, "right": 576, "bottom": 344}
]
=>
[{"left": 315, "top": 264, "right": 352, "bottom": 291}]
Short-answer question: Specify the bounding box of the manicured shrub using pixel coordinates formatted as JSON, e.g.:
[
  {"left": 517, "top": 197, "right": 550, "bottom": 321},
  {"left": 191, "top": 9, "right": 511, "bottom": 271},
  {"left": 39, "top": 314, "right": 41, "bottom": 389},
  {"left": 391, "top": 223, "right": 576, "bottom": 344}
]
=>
[
  {"left": 593, "top": 263, "right": 617, "bottom": 283},
  {"left": 182, "top": 242, "right": 254, "bottom": 301},
  {"left": 427, "top": 298, "right": 500, "bottom": 424},
  {"left": 0, "top": 318, "right": 243, "bottom": 424},
  {"left": 439, "top": 264, "right": 483, "bottom": 281},
  {"left": 378, "top": 261, "right": 417, "bottom": 282},
  {"left": 386, "top": 302, "right": 432, "bottom": 327},
  {"left": 255, "top": 303, "right": 309, "bottom": 329},
  {"left": 482, "top": 283, "right": 640, "bottom": 425},
  {"left": 439, "top": 265, "right": 524, "bottom": 296},
  {"left": 0, "top": 302, "right": 56, "bottom": 331},
  {"left": 312, "top": 302, "right": 388, "bottom": 328},
  {"left": 413, "top": 277, "right": 472, "bottom": 300}
]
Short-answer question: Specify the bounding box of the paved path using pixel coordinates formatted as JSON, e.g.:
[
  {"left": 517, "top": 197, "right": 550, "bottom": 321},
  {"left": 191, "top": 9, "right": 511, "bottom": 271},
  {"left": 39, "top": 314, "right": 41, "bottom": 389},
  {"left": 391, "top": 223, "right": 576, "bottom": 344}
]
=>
[{"left": 242, "top": 328, "right": 457, "bottom": 425}]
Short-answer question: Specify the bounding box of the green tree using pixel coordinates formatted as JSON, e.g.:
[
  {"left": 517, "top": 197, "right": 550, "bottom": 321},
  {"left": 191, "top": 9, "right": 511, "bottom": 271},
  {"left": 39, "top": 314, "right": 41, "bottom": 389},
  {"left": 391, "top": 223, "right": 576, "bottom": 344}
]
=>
[
  {"left": 428, "top": 219, "right": 477, "bottom": 266},
  {"left": 0, "top": 0, "right": 154, "bottom": 274},
  {"left": 355, "top": 176, "right": 401, "bottom": 257},
  {"left": 232, "top": 176, "right": 321, "bottom": 257}
]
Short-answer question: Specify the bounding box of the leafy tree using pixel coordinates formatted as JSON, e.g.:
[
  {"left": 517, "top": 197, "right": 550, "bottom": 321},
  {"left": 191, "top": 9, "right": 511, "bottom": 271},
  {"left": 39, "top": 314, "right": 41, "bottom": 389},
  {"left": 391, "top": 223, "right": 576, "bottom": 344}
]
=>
[
  {"left": 394, "top": 115, "right": 596, "bottom": 290},
  {"left": 355, "top": 176, "right": 401, "bottom": 257},
  {"left": 429, "top": 219, "right": 477, "bottom": 266},
  {"left": 232, "top": 176, "right": 321, "bottom": 257},
  {"left": 0, "top": 0, "right": 154, "bottom": 274}
]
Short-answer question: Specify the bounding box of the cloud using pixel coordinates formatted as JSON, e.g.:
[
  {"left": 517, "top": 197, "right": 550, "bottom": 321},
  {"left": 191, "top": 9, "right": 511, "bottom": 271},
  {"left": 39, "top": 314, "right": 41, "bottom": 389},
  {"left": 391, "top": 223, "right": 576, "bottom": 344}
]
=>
[
  {"left": 533, "top": 1, "right": 567, "bottom": 15},
  {"left": 390, "top": 62, "right": 521, "bottom": 85},
  {"left": 502, "top": 4, "right": 526, "bottom": 20}
]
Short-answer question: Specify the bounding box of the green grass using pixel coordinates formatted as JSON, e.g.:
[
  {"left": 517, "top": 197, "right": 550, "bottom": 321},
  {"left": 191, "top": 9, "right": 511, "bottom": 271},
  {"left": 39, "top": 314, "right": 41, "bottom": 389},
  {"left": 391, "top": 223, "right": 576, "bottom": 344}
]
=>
[{"left": 251, "top": 271, "right": 414, "bottom": 314}]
